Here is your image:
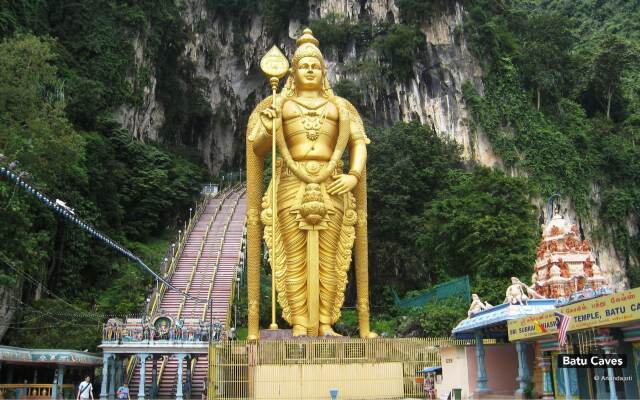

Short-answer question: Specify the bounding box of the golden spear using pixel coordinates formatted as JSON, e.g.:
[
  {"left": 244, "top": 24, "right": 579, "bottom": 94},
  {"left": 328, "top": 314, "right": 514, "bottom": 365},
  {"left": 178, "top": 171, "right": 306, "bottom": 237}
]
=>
[{"left": 260, "top": 46, "right": 288, "bottom": 331}]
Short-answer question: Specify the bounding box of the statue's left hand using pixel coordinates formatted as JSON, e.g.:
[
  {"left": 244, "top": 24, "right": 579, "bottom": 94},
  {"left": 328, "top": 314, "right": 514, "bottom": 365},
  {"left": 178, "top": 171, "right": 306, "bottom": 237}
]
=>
[{"left": 327, "top": 174, "right": 357, "bottom": 195}]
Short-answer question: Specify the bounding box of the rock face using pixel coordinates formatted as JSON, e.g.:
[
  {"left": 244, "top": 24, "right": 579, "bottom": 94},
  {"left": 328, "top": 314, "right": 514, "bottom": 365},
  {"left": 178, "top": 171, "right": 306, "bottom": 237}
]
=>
[
  {"left": 116, "top": 0, "right": 499, "bottom": 173},
  {"left": 115, "top": 0, "right": 631, "bottom": 287}
]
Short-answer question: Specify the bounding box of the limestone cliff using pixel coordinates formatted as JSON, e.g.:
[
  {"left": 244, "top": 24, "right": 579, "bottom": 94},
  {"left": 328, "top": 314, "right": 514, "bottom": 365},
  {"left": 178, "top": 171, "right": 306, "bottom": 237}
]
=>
[
  {"left": 117, "top": 0, "right": 498, "bottom": 172},
  {"left": 115, "top": 0, "right": 632, "bottom": 289}
]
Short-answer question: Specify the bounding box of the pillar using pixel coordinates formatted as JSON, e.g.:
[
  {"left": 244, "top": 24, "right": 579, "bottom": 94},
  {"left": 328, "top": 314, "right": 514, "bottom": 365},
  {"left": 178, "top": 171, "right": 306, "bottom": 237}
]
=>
[
  {"left": 515, "top": 341, "right": 530, "bottom": 398},
  {"left": 58, "top": 365, "right": 65, "bottom": 399},
  {"left": 137, "top": 354, "right": 149, "bottom": 400},
  {"left": 151, "top": 356, "right": 158, "bottom": 399},
  {"left": 51, "top": 370, "right": 58, "bottom": 400},
  {"left": 100, "top": 353, "right": 110, "bottom": 399},
  {"left": 539, "top": 354, "right": 553, "bottom": 400},
  {"left": 474, "top": 330, "right": 491, "bottom": 396},
  {"left": 114, "top": 359, "right": 123, "bottom": 391},
  {"left": 185, "top": 356, "right": 192, "bottom": 399},
  {"left": 594, "top": 368, "right": 607, "bottom": 399},
  {"left": 108, "top": 355, "right": 116, "bottom": 400},
  {"left": 176, "top": 353, "right": 186, "bottom": 400},
  {"left": 603, "top": 346, "right": 618, "bottom": 400}
]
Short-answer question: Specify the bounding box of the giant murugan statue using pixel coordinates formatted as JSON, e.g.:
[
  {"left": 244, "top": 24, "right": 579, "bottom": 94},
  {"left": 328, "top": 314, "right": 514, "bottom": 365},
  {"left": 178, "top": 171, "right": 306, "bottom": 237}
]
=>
[{"left": 245, "top": 29, "right": 376, "bottom": 339}]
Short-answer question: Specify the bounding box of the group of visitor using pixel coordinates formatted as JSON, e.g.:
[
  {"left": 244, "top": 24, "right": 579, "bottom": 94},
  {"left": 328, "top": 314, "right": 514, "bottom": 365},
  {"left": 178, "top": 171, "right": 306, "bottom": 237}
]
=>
[{"left": 72, "top": 376, "right": 130, "bottom": 400}]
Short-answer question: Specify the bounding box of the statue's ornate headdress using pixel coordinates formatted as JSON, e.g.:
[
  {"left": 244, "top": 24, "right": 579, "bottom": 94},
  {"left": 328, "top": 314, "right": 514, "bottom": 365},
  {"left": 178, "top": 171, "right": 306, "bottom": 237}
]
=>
[
  {"left": 292, "top": 28, "right": 324, "bottom": 68},
  {"left": 284, "top": 28, "right": 333, "bottom": 98}
]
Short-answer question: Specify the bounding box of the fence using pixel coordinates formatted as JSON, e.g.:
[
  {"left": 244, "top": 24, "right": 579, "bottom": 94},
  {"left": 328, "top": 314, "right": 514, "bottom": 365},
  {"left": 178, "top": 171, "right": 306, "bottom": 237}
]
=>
[
  {"left": 394, "top": 276, "right": 471, "bottom": 309},
  {"left": 207, "top": 337, "right": 480, "bottom": 400},
  {"left": 0, "top": 384, "right": 74, "bottom": 399}
]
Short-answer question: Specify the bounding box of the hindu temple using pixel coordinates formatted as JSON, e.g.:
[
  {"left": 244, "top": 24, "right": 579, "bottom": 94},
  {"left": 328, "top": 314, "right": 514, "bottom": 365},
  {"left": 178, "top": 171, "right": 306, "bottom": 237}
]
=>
[{"left": 532, "top": 205, "right": 610, "bottom": 300}]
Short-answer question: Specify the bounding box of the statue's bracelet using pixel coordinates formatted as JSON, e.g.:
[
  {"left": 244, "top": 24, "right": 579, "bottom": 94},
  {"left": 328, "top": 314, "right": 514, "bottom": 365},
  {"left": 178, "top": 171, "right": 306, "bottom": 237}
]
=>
[{"left": 348, "top": 170, "right": 361, "bottom": 180}]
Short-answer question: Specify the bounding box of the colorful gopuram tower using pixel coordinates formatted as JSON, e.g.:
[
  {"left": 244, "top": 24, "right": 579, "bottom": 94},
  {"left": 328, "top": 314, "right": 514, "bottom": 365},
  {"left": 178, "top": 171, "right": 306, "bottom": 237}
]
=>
[{"left": 531, "top": 207, "right": 610, "bottom": 300}]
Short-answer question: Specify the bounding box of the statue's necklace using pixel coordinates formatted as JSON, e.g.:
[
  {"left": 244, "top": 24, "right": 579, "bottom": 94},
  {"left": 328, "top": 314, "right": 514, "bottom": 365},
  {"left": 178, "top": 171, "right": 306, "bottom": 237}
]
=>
[{"left": 295, "top": 103, "right": 328, "bottom": 142}]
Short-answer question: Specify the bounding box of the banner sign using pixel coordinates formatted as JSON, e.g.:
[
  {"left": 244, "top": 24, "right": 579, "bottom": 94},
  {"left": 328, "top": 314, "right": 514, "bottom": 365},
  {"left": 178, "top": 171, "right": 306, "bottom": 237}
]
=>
[{"left": 508, "top": 287, "right": 640, "bottom": 341}]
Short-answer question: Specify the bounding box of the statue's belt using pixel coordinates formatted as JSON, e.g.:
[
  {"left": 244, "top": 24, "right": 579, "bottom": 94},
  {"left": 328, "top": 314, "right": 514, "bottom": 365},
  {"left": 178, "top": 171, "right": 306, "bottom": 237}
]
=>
[{"left": 280, "top": 159, "right": 344, "bottom": 178}]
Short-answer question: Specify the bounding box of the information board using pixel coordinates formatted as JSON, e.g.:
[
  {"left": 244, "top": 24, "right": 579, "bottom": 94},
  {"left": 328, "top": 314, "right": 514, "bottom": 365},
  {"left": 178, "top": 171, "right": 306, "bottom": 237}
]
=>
[{"left": 508, "top": 287, "right": 640, "bottom": 341}]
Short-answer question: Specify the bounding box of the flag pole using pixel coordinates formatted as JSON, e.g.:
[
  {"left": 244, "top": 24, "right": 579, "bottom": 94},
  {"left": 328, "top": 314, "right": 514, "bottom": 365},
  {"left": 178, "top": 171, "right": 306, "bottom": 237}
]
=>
[{"left": 563, "top": 341, "right": 571, "bottom": 399}]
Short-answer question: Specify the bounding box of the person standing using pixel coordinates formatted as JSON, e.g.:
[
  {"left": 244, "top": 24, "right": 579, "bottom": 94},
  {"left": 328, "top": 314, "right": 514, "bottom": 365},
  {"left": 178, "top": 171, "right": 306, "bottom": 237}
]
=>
[
  {"left": 116, "top": 382, "right": 131, "bottom": 400},
  {"left": 77, "top": 376, "right": 94, "bottom": 400}
]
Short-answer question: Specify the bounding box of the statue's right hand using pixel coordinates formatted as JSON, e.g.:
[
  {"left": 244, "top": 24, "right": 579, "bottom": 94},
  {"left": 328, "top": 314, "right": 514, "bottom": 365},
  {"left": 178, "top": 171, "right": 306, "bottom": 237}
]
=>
[{"left": 260, "top": 105, "right": 282, "bottom": 133}]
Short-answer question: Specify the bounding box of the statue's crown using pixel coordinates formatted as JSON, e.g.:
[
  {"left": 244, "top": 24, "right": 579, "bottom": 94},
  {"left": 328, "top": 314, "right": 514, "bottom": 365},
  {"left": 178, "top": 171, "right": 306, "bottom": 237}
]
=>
[
  {"left": 296, "top": 28, "right": 319, "bottom": 47},
  {"left": 292, "top": 28, "right": 324, "bottom": 68}
]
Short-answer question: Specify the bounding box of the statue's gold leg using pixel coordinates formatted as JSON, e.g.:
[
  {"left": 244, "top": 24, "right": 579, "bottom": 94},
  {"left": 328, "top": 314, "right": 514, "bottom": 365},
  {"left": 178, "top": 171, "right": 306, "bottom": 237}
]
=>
[
  {"left": 319, "top": 324, "right": 342, "bottom": 337},
  {"left": 292, "top": 324, "right": 307, "bottom": 337}
]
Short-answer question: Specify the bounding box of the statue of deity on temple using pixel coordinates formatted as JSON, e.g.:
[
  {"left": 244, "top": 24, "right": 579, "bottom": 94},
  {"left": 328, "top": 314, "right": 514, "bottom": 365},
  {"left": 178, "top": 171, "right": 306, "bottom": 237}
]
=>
[{"left": 245, "top": 29, "right": 376, "bottom": 339}]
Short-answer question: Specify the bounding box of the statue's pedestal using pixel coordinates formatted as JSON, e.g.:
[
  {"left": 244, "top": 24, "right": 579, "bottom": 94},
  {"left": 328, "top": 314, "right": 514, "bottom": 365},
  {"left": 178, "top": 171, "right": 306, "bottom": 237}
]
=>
[
  {"left": 259, "top": 329, "right": 293, "bottom": 340},
  {"left": 259, "top": 329, "right": 352, "bottom": 341},
  {"left": 227, "top": 337, "right": 435, "bottom": 399}
]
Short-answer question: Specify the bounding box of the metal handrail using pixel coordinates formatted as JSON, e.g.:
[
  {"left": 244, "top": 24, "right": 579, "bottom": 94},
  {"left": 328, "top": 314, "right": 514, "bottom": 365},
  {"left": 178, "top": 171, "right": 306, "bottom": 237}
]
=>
[
  {"left": 225, "top": 224, "right": 246, "bottom": 331},
  {"left": 201, "top": 187, "right": 245, "bottom": 321},
  {"left": 125, "top": 356, "right": 137, "bottom": 385},
  {"left": 150, "top": 192, "right": 211, "bottom": 316},
  {"left": 156, "top": 186, "right": 237, "bottom": 390},
  {"left": 157, "top": 355, "right": 166, "bottom": 386},
  {"left": 176, "top": 188, "right": 234, "bottom": 320}
]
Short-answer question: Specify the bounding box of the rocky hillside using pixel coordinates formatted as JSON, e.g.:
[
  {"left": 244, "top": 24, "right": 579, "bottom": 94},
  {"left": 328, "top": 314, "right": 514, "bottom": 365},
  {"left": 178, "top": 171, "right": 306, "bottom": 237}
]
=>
[
  {"left": 116, "top": 0, "right": 637, "bottom": 289},
  {"left": 117, "top": 0, "right": 498, "bottom": 171},
  {"left": 1, "top": 0, "right": 637, "bottom": 347}
]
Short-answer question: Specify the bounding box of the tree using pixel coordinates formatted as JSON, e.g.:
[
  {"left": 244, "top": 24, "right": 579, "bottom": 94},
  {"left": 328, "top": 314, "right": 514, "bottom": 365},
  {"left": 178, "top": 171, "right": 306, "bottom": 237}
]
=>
[
  {"left": 366, "top": 122, "right": 463, "bottom": 298},
  {"left": 0, "top": 34, "right": 85, "bottom": 290},
  {"left": 586, "top": 35, "right": 636, "bottom": 120},
  {"left": 418, "top": 167, "right": 538, "bottom": 303},
  {"left": 515, "top": 12, "right": 575, "bottom": 109}
]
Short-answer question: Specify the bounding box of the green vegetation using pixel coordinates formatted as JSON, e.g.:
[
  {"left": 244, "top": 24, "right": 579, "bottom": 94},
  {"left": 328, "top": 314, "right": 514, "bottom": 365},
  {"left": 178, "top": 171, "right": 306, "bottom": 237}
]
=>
[
  {"left": 1, "top": 0, "right": 639, "bottom": 345},
  {"left": 367, "top": 122, "right": 538, "bottom": 308},
  {"left": 396, "top": 0, "right": 456, "bottom": 24},
  {"left": 0, "top": 31, "right": 208, "bottom": 350},
  {"left": 309, "top": 13, "right": 379, "bottom": 54},
  {"left": 462, "top": 0, "right": 640, "bottom": 284},
  {"left": 335, "top": 298, "right": 467, "bottom": 338},
  {"left": 310, "top": 15, "right": 424, "bottom": 82}
]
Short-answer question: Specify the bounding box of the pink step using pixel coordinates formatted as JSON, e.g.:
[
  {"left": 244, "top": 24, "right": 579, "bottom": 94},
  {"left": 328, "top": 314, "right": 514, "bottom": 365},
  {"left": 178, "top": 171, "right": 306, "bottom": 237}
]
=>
[{"left": 128, "top": 189, "right": 247, "bottom": 397}]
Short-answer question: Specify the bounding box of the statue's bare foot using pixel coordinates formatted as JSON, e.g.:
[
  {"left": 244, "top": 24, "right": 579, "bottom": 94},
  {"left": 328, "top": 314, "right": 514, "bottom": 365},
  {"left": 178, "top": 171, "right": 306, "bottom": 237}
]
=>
[
  {"left": 319, "top": 324, "right": 342, "bottom": 337},
  {"left": 360, "top": 331, "right": 379, "bottom": 339},
  {"left": 292, "top": 324, "right": 307, "bottom": 337}
]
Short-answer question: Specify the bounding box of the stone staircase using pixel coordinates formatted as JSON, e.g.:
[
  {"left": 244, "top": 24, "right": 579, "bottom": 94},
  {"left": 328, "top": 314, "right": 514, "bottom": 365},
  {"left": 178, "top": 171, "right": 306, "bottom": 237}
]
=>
[{"left": 128, "top": 186, "right": 246, "bottom": 399}]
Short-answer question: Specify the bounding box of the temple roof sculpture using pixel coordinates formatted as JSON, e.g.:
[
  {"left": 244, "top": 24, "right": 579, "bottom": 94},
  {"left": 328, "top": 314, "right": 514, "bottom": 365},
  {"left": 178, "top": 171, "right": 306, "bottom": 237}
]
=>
[{"left": 531, "top": 206, "right": 611, "bottom": 302}]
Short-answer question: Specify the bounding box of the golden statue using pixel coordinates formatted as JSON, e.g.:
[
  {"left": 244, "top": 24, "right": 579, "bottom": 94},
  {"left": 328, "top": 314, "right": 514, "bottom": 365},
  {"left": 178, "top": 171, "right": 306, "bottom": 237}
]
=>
[{"left": 245, "top": 28, "right": 376, "bottom": 338}]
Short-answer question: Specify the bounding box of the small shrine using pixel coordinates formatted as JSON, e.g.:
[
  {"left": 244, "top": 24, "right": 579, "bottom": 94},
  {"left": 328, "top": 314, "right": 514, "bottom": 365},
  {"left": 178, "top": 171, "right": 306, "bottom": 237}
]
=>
[{"left": 531, "top": 204, "right": 611, "bottom": 301}]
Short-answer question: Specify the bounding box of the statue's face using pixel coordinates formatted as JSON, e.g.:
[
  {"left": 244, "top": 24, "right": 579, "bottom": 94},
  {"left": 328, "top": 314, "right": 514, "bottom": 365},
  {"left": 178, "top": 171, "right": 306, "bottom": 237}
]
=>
[{"left": 294, "top": 56, "right": 323, "bottom": 90}]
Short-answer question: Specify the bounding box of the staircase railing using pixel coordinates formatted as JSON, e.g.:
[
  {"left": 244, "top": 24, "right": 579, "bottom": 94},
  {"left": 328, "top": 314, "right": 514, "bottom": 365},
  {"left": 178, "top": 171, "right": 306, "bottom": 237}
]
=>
[
  {"left": 156, "top": 355, "right": 166, "bottom": 386},
  {"left": 125, "top": 356, "right": 136, "bottom": 385},
  {"left": 201, "top": 187, "right": 245, "bottom": 321},
  {"left": 149, "top": 191, "right": 211, "bottom": 317},
  {"left": 156, "top": 186, "right": 238, "bottom": 390},
  {"left": 176, "top": 188, "right": 234, "bottom": 320},
  {"left": 226, "top": 224, "right": 246, "bottom": 331}
]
